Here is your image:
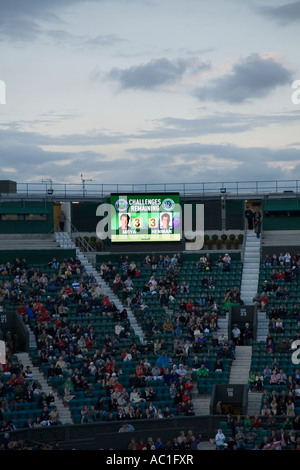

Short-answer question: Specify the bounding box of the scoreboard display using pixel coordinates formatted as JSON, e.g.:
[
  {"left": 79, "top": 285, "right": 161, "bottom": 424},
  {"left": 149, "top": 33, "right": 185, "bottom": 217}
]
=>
[{"left": 110, "top": 193, "right": 181, "bottom": 242}]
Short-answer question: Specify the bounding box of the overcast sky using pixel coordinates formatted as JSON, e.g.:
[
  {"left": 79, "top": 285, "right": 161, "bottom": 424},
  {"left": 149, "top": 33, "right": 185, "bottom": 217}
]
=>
[{"left": 0, "top": 0, "right": 300, "bottom": 190}]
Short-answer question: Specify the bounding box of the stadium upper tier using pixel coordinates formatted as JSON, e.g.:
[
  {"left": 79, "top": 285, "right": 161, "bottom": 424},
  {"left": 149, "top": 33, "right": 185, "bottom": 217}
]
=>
[{"left": 1, "top": 179, "right": 300, "bottom": 199}]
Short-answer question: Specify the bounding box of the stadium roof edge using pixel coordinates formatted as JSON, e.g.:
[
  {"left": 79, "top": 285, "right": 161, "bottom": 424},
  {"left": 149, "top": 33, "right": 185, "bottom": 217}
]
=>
[{"left": 0, "top": 191, "right": 299, "bottom": 203}]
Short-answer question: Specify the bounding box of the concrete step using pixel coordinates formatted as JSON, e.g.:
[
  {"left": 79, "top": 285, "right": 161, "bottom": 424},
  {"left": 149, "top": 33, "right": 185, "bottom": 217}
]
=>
[
  {"left": 242, "top": 268, "right": 260, "bottom": 272},
  {"left": 16, "top": 352, "right": 73, "bottom": 425},
  {"left": 247, "top": 391, "right": 262, "bottom": 414},
  {"left": 193, "top": 396, "right": 211, "bottom": 416},
  {"left": 230, "top": 369, "right": 250, "bottom": 374}
]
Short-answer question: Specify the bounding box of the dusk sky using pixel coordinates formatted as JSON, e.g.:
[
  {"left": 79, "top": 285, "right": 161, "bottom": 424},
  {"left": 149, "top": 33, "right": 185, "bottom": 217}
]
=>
[{"left": 0, "top": 0, "right": 300, "bottom": 190}]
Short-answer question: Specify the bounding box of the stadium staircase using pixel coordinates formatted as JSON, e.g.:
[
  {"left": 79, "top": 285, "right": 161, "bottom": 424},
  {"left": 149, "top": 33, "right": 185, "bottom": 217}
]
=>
[
  {"left": 247, "top": 387, "right": 262, "bottom": 416},
  {"left": 240, "top": 229, "right": 261, "bottom": 305},
  {"left": 262, "top": 230, "right": 300, "bottom": 247},
  {"left": 0, "top": 233, "right": 63, "bottom": 250},
  {"left": 15, "top": 352, "right": 73, "bottom": 425},
  {"left": 15, "top": 307, "right": 74, "bottom": 425},
  {"left": 228, "top": 346, "right": 252, "bottom": 385},
  {"left": 54, "top": 230, "right": 144, "bottom": 343},
  {"left": 256, "top": 311, "right": 269, "bottom": 341},
  {"left": 191, "top": 312, "right": 230, "bottom": 416},
  {"left": 217, "top": 312, "right": 229, "bottom": 339},
  {"left": 236, "top": 230, "right": 265, "bottom": 415},
  {"left": 192, "top": 393, "right": 211, "bottom": 415},
  {"left": 227, "top": 345, "right": 263, "bottom": 416}
]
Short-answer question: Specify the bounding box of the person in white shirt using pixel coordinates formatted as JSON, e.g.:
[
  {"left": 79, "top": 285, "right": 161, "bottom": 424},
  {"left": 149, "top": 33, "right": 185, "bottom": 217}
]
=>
[
  {"left": 115, "top": 321, "right": 124, "bottom": 336},
  {"left": 232, "top": 325, "right": 241, "bottom": 345},
  {"left": 215, "top": 429, "right": 226, "bottom": 449},
  {"left": 176, "top": 364, "right": 187, "bottom": 377}
]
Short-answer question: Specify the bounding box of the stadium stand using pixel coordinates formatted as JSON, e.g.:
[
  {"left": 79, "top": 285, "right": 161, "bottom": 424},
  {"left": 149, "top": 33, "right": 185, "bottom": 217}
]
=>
[{"left": 1, "top": 185, "right": 300, "bottom": 450}]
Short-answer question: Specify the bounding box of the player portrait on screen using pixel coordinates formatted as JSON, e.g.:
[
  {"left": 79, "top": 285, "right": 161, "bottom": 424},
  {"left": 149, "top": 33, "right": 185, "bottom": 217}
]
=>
[
  {"left": 160, "top": 212, "right": 172, "bottom": 230},
  {"left": 119, "top": 213, "right": 130, "bottom": 230}
]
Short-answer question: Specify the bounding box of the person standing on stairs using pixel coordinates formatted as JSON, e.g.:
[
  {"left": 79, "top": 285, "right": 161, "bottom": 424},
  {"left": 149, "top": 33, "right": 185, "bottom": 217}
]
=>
[
  {"left": 245, "top": 206, "right": 254, "bottom": 230},
  {"left": 254, "top": 218, "right": 261, "bottom": 239},
  {"left": 232, "top": 324, "right": 241, "bottom": 345},
  {"left": 253, "top": 209, "right": 262, "bottom": 224},
  {"left": 243, "top": 323, "right": 252, "bottom": 346},
  {"left": 58, "top": 211, "right": 66, "bottom": 232}
]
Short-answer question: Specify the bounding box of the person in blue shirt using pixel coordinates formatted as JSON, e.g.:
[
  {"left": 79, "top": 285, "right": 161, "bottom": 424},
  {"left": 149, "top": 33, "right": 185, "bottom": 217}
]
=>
[
  {"left": 156, "top": 351, "right": 170, "bottom": 369},
  {"left": 25, "top": 304, "right": 35, "bottom": 321}
]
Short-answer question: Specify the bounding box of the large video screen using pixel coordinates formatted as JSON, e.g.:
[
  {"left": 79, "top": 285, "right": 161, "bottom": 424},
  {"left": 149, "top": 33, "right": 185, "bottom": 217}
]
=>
[{"left": 110, "top": 193, "right": 181, "bottom": 242}]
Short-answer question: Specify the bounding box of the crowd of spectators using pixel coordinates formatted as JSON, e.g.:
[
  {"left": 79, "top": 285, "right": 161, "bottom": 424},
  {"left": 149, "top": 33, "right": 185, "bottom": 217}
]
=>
[
  {"left": 215, "top": 409, "right": 300, "bottom": 450},
  {"left": 100, "top": 252, "right": 241, "bottom": 352},
  {"left": 0, "top": 254, "right": 207, "bottom": 433},
  {"left": 255, "top": 251, "right": 300, "bottom": 312},
  {"left": 124, "top": 428, "right": 202, "bottom": 450},
  {"left": 0, "top": 249, "right": 242, "bottom": 449}
]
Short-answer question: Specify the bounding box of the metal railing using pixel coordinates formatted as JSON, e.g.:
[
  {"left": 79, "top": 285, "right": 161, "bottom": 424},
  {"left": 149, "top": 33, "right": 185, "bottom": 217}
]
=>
[
  {"left": 65, "top": 217, "right": 97, "bottom": 267},
  {"left": 3, "top": 179, "right": 300, "bottom": 198},
  {"left": 45, "top": 224, "right": 97, "bottom": 267}
]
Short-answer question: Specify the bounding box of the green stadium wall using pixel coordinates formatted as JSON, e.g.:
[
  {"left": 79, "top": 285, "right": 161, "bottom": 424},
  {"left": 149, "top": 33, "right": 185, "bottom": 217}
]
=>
[
  {"left": 0, "top": 249, "right": 76, "bottom": 265},
  {"left": 263, "top": 198, "right": 300, "bottom": 230},
  {"left": 0, "top": 201, "right": 54, "bottom": 234}
]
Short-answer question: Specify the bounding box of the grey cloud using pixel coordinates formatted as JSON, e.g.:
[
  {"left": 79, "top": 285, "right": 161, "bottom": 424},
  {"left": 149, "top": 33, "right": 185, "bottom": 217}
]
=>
[
  {"left": 107, "top": 57, "right": 211, "bottom": 90},
  {"left": 82, "top": 34, "right": 126, "bottom": 48},
  {"left": 193, "top": 53, "right": 293, "bottom": 104},
  {"left": 0, "top": 17, "right": 42, "bottom": 42},
  {"left": 2, "top": 108, "right": 300, "bottom": 153},
  {"left": 43, "top": 30, "right": 126, "bottom": 49},
  {"left": 133, "top": 110, "right": 300, "bottom": 139},
  {"left": 258, "top": 1, "right": 300, "bottom": 24},
  {"left": 0, "top": 143, "right": 107, "bottom": 182},
  {"left": 0, "top": 0, "right": 67, "bottom": 41},
  {"left": 0, "top": 126, "right": 127, "bottom": 147},
  {"left": 1, "top": 138, "right": 300, "bottom": 185},
  {"left": 0, "top": 0, "right": 98, "bottom": 42},
  {"left": 43, "top": 29, "right": 83, "bottom": 45},
  {"left": 0, "top": 0, "right": 128, "bottom": 44},
  {"left": 125, "top": 142, "right": 300, "bottom": 183}
]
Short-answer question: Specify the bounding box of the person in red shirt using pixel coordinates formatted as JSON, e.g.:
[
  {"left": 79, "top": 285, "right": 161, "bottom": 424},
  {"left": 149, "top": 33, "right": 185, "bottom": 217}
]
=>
[
  {"left": 182, "top": 391, "right": 191, "bottom": 403},
  {"left": 277, "top": 270, "right": 285, "bottom": 281},
  {"left": 64, "top": 284, "right": 73, "bottom": 295},
  {"left": 186, "top": 299, "right": 194, "bottom": 312},
  {"left": 251, "top": 414, "right": 262, "bottom": 429},
  {"left": 277, "top": 428, "right": 288, "bottom": 448},
  {"left": 184, "top": 379, "right": 194, "bottom": 393},
  {"left": 37, "top": 311, "right": 51, "bottom": 322},
  {"left": 85, "top": 336, "right": 94, "bottom": 350},
  {"left": 56, "top": 338, "right": 65, "bottom": 350},
  {"left": 8, "top": 374, "right": 18, "bottom": 387},
  {"left": 120, "top": 348, "right": 127, "bottom": 360},
  {"left": 2, "top": 362, "right": 11, "bottom": 374},
  {"left": 16, "top": 304, "right": 27, "bottom": 318},
  {"left": 259, "top": 295, "right": 268, "bottom": 311},
  {"left": 15, "top": 372, "right": 25, "bottom": 385},
  {"left": 178, "top": 402, "right": 187, "bottom": 414},
  {"left": 102, "top": 296, "right": 110, "bottom": 307},
  {"left": 113, "top": 382, "right": 123, "bottom": 394},
  {"left": 137, "top": 439, "right": 148, "bottom": 451},
  {"left": 136, "top": 362, "right": 145, "bottom": 378},
  {"left": 105, "top": 360, "right": 113, "bottom": 376},
  {"left": 54, "top": 318, "right": 62, "bottom": 328}
]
